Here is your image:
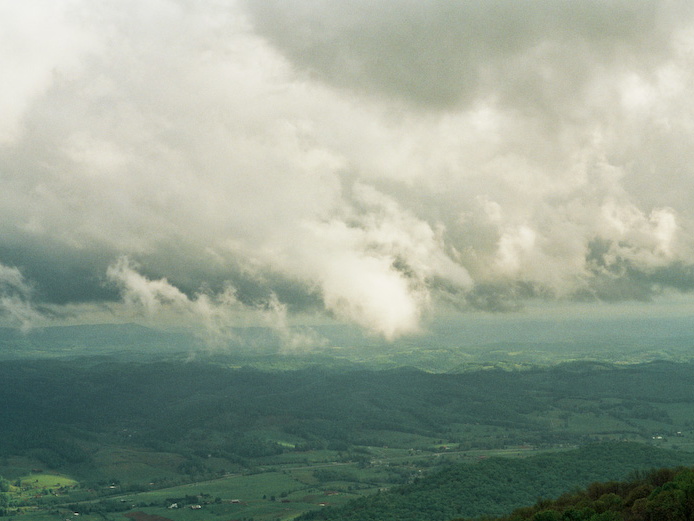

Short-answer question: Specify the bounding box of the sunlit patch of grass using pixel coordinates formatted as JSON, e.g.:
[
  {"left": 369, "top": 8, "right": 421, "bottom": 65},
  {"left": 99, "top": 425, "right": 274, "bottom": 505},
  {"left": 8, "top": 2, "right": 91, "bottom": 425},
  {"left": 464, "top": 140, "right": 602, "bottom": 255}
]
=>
[{"left": 19, "top": 473, "right": 78, "bottom": 489}]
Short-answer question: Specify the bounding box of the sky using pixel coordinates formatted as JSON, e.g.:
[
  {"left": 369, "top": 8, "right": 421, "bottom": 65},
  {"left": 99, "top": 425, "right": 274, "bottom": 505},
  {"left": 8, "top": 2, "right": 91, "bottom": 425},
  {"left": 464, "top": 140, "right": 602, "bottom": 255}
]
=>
[{"left": 2, "top": 1, "right": 694, "bottom": 345}]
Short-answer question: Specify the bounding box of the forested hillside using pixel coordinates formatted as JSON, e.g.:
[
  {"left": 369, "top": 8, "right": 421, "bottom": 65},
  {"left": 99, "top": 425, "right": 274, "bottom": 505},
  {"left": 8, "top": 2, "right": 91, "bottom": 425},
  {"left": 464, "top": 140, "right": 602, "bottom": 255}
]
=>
[
  {"left": 452, "top": 465, "right": 694, "bottom": 521},
  {"left": 2, "top": 359, "right": 694, "bottom": 480},
  {"left": 299, "top": 442, "right": 694, "bottom": 521}
]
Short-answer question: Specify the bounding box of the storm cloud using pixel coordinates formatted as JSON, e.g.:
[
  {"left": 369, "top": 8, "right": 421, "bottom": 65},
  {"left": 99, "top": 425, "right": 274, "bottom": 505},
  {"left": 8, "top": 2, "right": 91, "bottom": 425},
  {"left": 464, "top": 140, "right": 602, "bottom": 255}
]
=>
[{"left": 1, "top": 1, "right": 694, "bottom": 338}]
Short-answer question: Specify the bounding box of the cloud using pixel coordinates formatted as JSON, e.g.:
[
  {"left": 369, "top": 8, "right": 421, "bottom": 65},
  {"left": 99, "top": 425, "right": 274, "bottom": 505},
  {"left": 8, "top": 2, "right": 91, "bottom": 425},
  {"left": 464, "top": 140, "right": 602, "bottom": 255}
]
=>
[
  {"left": 106, "top": 256, "right": 241, "bottom": 343},
  {"left": 288, "top": 183, "right": 472, "bottom": 338},
  {"left": 0, "top": 2, "right": 97, "bottom": 143},
  {"left": 106, "top": 256, "right": 324, "bottom": 348},
  {"left": 256, "top": 293, "right": 327, "bottom": 352},
  {"left": 1, "top": 1, "right": 694, "bottom": 337},
  {"left": 0, "top": 263, "right": 41, "bottom": 331},
  {"left": 244, "top": 0, "right": 687, "bottom": 111}
]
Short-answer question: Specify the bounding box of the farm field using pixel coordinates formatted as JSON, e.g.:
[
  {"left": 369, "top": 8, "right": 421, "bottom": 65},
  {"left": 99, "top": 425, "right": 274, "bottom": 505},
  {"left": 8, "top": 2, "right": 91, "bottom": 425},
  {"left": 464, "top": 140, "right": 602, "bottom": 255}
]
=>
[{"left": 0, "top": 447, "right": 574, "bottom": 521}]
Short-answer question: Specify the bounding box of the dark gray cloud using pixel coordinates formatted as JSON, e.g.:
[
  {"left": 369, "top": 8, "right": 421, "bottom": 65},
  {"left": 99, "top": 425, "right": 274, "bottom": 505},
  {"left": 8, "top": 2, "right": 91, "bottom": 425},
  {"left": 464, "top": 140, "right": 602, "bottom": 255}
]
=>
[
  {"left": 581, "top": 238, "right": 694, "bottom": 301},
  {"left": 245, "top": 1, "right": 680, "bottom": 111},
  {"left": 0, "top": 241, "right": 117, "bottom": 304}
]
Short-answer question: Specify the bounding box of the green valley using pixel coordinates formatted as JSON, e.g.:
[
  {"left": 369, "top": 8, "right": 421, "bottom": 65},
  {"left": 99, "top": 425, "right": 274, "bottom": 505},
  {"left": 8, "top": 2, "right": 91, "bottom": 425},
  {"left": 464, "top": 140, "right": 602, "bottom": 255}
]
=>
[{"left": 2, "top": 354, "right": 694, "bottom": 520}]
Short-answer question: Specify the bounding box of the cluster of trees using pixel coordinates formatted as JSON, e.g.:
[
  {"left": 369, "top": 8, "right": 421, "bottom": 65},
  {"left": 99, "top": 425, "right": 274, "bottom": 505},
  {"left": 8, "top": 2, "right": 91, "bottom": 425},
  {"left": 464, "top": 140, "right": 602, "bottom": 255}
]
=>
[
  {"left": 472, "top": 466, "right": 694, "bottom": 521},
  {"left": 298, "top": 443, "right": 694, "bottom": 521},
  {"left": 0, "top": 477, "right": 10, "bottom": 516}
]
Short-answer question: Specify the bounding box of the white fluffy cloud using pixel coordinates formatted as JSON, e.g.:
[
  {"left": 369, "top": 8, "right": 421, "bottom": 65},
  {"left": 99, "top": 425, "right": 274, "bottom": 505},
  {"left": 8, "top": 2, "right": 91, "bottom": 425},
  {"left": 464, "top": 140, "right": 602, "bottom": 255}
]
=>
[{"left": 2, "top": 1, "right": 694, "bottom": 339}]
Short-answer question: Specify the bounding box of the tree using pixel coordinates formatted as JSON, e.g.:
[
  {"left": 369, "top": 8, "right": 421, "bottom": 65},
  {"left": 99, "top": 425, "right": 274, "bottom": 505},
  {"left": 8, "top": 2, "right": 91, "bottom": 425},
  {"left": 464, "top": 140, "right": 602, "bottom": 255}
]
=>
[
  {"left": 645, "top": 488, "right": 686, "bottom": 521},
  {"left": 532, "top": 510, "right": 560, "bottom": 521}
]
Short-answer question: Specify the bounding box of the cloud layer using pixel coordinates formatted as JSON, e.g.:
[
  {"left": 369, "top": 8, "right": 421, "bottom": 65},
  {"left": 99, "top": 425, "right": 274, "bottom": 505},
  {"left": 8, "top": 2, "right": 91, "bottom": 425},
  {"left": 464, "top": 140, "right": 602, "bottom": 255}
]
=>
[{"left": 2, "top": 1, "right": 694, "bottom": 338}]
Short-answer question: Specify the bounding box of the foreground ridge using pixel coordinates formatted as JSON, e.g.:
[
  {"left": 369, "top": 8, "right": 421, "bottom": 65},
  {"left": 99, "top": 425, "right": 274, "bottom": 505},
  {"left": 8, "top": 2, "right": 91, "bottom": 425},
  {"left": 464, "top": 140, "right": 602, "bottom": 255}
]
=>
[{"left": 454, "top": 465, "right": 694, "bottom": 521}]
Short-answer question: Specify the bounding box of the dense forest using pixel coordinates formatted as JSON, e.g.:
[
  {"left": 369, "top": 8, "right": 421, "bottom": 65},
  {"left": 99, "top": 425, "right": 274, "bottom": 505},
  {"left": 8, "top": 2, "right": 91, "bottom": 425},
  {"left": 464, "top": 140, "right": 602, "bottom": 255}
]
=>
[
  {"left": 451, "top": 465, "right": 694, "bottom": 521},
  {"left": 2, "top": 358, "right": 694, "bottom": 476},
  {"left": 2, "top": 359, "right": 694, "bottom": 474},
  {"left": 298, "top": 442, "right": 694, "bottom": 521}
]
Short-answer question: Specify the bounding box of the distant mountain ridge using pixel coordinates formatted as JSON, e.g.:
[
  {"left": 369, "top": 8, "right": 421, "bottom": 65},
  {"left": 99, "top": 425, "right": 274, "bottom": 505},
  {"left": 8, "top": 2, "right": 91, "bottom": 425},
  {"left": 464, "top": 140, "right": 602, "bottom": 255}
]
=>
[
  {"left": 0, "top": 323, "right": 193, "bottom": 358},
  {"left": 3, "top": 316, "right": 694, "bottom": 367}
]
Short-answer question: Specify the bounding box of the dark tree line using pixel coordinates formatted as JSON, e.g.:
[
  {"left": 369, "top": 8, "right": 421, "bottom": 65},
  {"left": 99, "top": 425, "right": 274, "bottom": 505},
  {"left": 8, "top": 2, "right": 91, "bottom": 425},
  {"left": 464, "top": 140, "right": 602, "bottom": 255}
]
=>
[{"left": 469, "top": 466, "right": 694, "bottom": 521}]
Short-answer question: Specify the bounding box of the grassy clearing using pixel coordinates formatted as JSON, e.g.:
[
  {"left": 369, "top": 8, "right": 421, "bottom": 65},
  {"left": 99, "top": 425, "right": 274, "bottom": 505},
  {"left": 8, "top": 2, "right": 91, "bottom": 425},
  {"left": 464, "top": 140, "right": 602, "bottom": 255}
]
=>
[
  {"left": 19, "top": 473, "right": 78, "bottom": 489},
  {"left": 119, "top": 470, "right": 305, "bottom": 503}
]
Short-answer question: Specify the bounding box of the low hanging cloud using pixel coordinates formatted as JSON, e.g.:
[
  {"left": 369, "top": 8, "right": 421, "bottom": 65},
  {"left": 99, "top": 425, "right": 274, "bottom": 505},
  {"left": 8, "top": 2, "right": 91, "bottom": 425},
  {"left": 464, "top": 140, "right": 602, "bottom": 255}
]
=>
[
  {"left": 0, "top": 263, "right": 42, "bottom": 331},
  {"left": 106, "top": 257, "right": 323, "bottom": 349},
  {"left": 1, "top": 1, "right": 694, "bottom": 339}
]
